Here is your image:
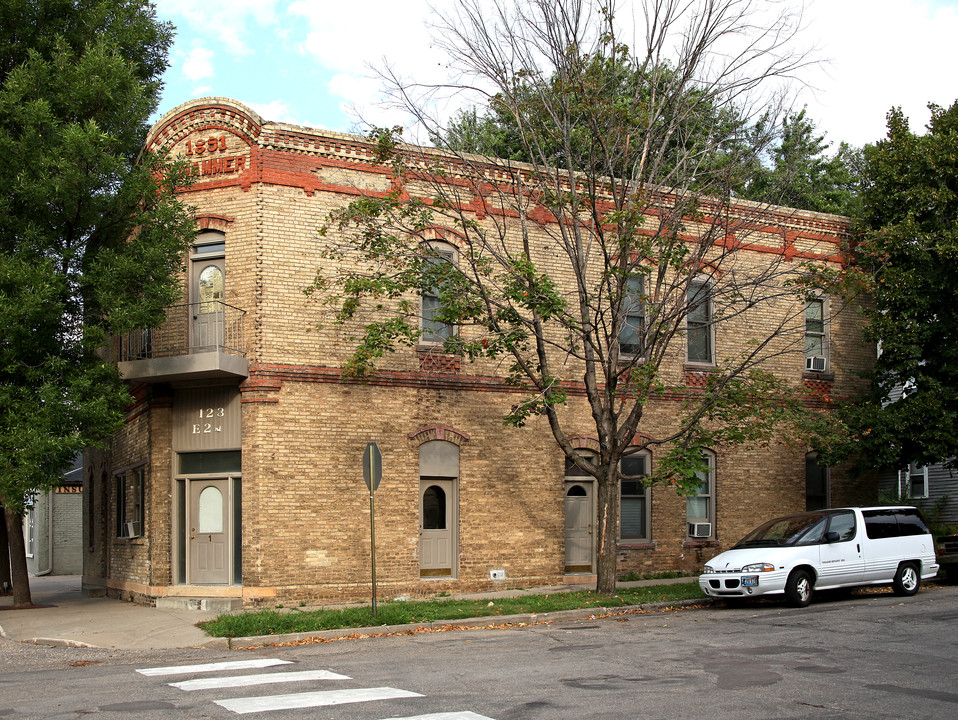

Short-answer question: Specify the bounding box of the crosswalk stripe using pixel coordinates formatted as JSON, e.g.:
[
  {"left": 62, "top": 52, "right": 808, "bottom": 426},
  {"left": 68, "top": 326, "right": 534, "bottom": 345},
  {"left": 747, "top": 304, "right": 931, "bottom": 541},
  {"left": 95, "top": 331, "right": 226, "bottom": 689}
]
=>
[
  {"left": 377, "top": 713, "right": 495, "bottom": 720},
  {"left": 136, "top": 659, "right": 293, "bottom": 676},
  {"left": 169, "top": 669, "right": 351, "bottom": 691},
  {"left": 214, "top": 687, "right": 423, "bottom": 714}
]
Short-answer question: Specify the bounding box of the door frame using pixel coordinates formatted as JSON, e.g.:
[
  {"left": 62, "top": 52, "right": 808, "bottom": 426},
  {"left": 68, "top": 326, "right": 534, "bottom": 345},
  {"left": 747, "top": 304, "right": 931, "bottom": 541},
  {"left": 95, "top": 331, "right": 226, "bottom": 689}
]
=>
[
  {"left": 564, "top": 479, "right": 595, "bottom": 573},
  {"left": 175, "top": 474, "right": 241, "bottom": 586},
  {"left": 190, "top": 254, "right": 226, "bottom": 352},
  {"left": 419, "top": 478, "right": 458, "bottom": 578}
]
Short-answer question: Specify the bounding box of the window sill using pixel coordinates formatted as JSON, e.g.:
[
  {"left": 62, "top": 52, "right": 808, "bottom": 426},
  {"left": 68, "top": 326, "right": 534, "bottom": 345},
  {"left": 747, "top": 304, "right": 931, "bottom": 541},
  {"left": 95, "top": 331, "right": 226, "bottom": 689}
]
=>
[
  {"left": 683, "top": 539, "right": 719, "bottom": 548},
  {"left": 416, "top": 344, "right": 456, "bottom": 354},
  {"left": 802, "top": 370, "right": 834, "bottom": 381},
  {"left": 618, "top": 541, "right": 656, "bottom": 550}
]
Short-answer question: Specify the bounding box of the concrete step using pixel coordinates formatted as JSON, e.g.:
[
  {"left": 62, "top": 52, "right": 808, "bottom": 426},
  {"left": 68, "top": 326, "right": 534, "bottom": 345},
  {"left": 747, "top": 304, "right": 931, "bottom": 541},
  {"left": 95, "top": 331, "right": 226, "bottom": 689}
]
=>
[{"left": 155, "top": 596, "right": 241, "bottom": 612}]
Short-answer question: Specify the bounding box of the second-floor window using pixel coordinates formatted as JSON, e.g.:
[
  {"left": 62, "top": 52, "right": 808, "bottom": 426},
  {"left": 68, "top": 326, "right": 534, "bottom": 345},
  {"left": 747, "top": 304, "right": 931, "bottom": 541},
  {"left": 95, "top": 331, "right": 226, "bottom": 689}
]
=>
[
  {"left": 805, "top": 298, "right": 827, "bottom": 361},
  {"left": 421, "top": 244, "right": 456, "bottom": 343},
  {"left": 686, "top": 280, "right": 713, "bottom": 364},
  {"left": 619, "top": 276, "right": 645, "bottom": 356}
]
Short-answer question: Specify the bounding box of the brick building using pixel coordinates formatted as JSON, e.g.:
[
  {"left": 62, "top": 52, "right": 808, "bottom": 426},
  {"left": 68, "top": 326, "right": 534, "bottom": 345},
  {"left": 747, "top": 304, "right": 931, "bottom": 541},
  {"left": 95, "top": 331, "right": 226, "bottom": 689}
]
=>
[{"left": 82, "top": 98, "right": 874, "bottom": 607}]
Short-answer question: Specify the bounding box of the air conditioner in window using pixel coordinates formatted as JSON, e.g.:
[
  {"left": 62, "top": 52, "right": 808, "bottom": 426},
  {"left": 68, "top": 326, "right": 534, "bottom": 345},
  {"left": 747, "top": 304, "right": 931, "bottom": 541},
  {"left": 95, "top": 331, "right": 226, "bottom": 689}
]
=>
[
  {"left": 688, "top": 522, "right": 712, "bottom": 538},
  {"left": 805, "top": 356, "right": 827, "bottom": 372}
]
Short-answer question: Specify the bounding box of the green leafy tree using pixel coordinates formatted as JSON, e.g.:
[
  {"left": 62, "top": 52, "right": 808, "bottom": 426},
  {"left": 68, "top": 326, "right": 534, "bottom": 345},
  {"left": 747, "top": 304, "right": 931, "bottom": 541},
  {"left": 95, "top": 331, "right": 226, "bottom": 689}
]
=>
[
  {"left": 817, "top": 102, "right": 958, "bottom": 472},
  {"left": 437, "top": 58, "right": 765, "bottom": 194},
  {"left": 743, "top": 107, "right": 862, "bottom": 216},
  {"left": 0, "top": 0, "right": 195, "bottom": 606},
  {"left": 314, "top": 0, "right": 846, "bottom": 595}
]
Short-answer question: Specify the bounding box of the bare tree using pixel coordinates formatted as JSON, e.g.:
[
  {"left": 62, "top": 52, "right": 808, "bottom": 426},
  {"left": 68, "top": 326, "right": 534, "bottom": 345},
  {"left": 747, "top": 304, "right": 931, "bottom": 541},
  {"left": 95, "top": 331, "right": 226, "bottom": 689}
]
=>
[{"left": 312, "top": 0, "right": 845, "bottom": 594}]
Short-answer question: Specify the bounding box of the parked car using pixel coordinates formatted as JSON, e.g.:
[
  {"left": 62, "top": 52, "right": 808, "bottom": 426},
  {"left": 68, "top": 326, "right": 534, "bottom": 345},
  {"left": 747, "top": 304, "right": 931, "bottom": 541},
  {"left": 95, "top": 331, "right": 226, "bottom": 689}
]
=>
[
  {"left": 937, "top": 532, "right": 958, "bottom": 578},
  {"left": 699, "top": 506, "right": 939, "bottom": 607}
]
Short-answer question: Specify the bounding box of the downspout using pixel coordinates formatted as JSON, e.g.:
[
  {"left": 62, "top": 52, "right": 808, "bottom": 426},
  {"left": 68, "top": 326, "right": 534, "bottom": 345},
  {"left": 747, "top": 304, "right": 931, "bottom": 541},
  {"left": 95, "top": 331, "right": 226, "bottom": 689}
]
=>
[{"left": 35, "top": 489, "right": 55, "bottom": 576}]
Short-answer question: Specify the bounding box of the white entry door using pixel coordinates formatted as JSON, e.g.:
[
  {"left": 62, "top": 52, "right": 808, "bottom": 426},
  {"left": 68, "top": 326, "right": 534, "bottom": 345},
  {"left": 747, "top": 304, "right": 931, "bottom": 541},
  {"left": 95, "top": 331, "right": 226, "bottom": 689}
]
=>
[
  {"left": 188, "top": 479, "right": 230, "bottom": 585},
  {"left": 565, "top": 481, "right": 594, "bottom": 573},
  {"left": 420, "top": 479, "right": 455, "bottom": 577}
]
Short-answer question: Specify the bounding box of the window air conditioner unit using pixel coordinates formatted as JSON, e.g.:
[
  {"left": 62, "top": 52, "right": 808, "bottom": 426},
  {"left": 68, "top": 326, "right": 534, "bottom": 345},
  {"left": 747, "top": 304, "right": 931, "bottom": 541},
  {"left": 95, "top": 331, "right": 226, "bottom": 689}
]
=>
[
  {"left": 688, "top": 522, "right": 712, "bottom": 538},
  {"left": 805, "top": 356, "right": 826, "bottom": 372}
]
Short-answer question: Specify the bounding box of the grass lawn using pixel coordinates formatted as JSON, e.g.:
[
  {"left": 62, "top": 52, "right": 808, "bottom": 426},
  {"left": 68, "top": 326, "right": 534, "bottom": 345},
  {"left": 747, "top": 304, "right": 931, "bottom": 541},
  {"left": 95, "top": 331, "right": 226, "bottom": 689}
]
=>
[{"left": 200, "top": 582, "right": 707, "bottom": 638}]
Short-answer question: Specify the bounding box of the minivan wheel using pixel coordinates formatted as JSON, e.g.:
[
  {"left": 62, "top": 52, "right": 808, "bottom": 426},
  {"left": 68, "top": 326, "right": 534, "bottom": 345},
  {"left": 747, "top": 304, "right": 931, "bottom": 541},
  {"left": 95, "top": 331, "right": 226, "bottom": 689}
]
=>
[
  {"left": 893, "top": 562, "right": 921, "bottom": 596},
  {"left": 785, "top": 569, "right": 814, "bottom": 607}
]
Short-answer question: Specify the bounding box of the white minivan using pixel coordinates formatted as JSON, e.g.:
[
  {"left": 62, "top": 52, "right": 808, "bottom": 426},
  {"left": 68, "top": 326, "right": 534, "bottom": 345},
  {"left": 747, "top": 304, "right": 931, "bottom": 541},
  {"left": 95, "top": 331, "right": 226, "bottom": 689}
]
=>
[{"left": 699, "top": 506, "right": 939, "bottom": 607}]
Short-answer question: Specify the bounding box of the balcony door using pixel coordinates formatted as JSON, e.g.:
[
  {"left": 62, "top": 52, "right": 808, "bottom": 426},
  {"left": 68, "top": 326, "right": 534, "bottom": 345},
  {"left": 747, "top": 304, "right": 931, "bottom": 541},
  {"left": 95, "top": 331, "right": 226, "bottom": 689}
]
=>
[{"left": 191, "top": 255, "right": 225, "bottom": 352}]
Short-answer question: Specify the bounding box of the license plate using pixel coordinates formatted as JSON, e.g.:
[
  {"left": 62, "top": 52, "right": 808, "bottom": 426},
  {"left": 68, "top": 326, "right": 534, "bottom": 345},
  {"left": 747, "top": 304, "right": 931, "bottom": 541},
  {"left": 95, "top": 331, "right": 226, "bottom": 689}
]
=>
[{"left": 742, "top": 575, "right": 759, "bottom": 587}]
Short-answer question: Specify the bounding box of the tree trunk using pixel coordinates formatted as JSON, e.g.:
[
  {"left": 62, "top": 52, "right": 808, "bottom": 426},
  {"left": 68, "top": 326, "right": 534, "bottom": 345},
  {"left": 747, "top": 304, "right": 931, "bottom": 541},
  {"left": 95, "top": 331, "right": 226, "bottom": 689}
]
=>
[
  {"left": 594, "top": 474, "right": 619, "bottom": 595},
  {"left": 0, "top": 504, "right": 10, "bottom": 594},
  {"left": 3, "top": 506, "right": 32, "bottom": 607}
]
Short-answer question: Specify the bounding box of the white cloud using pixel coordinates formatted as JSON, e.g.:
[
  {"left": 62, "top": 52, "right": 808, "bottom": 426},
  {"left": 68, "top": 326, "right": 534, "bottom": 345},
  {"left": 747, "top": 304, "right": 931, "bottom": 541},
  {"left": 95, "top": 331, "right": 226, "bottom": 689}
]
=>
[
  {"left": 156, "top": 0, "right": 281, "bottom": 56},
  {"left": 246, "top": 100, "right": 314, "bottom": 128},
  {"left": 802, "top": 0, "right": 958, "bottom": 146},
  {"left": 181, "top": 46, "right": 215, "bottom": 82}
]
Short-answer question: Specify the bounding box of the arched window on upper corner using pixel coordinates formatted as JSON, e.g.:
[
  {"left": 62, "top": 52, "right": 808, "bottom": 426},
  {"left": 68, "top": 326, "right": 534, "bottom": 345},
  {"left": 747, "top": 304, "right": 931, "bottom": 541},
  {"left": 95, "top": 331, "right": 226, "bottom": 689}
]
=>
[
  {"left": 686, "top": 277, "right": 714, "bottom": 365},
  {"left": 420, "top": 241, "right": 457, "bottom": 344},
  {"left": 686, "top": 451, "right": 715, "bottom": 540}
]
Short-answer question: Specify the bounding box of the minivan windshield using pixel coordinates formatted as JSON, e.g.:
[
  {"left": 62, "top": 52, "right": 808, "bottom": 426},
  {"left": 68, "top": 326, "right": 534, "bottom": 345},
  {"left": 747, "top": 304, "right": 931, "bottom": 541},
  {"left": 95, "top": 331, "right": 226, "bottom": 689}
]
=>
[{"left": 734, "top": 513, "right": 829, "bottom": 548}]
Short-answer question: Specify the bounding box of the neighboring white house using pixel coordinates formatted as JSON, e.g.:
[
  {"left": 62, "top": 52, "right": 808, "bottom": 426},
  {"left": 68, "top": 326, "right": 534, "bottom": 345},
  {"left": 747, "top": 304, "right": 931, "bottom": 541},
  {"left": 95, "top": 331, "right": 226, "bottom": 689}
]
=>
[{"left": 24, "top": 455, "right": 84, "bottom": 576}]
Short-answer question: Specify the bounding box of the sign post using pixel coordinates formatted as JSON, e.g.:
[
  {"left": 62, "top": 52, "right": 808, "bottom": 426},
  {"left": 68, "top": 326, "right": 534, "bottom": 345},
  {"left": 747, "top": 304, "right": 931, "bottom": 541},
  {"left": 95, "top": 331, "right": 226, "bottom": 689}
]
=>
[{"left": 362, "top": 442, "right": 383, "bottom": 618}]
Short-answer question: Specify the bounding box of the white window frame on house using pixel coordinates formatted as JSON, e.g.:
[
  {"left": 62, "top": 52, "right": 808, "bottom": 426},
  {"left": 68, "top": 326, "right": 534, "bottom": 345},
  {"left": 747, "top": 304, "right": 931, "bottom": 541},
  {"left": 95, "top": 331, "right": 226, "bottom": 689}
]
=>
[
  {"left": 686, "top": 278, "right": 714, "bottom": 365},
  {"left": 420, "top": 242, "right": 457, "bottom": 344},
  {"left": 804, "top": 296, "right": 829, "bottom": 371},
  {"left": 23, "top": 502, "right": 36, "bottom": 558},
  {"left": 900, "top": 463, "right": 929, "bottom": 500},
  {"left": 115, "top": 465, "right": 146, "bottom": 538},
  {"left": 620, "top": 451, "right": 652, "bottom": 542},
  {"left": 686, "top": 451, "right": 715, "bottom": 539},
  {"left": 619, "top": 275, "right": 646, "bottom": 357}
]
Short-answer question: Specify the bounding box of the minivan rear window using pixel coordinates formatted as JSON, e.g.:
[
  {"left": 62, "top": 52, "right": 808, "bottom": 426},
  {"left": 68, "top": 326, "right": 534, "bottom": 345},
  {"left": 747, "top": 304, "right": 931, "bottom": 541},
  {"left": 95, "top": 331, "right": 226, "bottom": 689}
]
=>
[{"left": 862, "top": 508, "right": 930, "bottom": 539}]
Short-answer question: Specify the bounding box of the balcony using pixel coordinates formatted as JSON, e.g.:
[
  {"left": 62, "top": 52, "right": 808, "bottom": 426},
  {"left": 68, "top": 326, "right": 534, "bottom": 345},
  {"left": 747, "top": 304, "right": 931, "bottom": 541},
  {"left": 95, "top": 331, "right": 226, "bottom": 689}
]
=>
[{"left": 117, "top": 302, "right": 249, "bottom": 383}]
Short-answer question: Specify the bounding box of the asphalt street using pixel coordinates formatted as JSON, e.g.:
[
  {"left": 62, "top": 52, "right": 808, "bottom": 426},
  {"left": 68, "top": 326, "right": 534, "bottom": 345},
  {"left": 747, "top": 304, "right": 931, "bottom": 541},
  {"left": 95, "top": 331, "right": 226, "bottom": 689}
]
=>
[{"left": 2, "top": 584, "right": 956, "bottom": 719}]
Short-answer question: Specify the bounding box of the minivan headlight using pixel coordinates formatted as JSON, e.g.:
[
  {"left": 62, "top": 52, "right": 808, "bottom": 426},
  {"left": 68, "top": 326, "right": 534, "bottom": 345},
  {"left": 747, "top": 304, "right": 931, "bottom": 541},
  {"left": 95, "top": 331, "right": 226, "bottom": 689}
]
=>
[
  {"left": 703, "top": 565, "right": 714, "bottom": 573},
  {"left": 741, "top": 563, "right": 775, "bottom": 572}
]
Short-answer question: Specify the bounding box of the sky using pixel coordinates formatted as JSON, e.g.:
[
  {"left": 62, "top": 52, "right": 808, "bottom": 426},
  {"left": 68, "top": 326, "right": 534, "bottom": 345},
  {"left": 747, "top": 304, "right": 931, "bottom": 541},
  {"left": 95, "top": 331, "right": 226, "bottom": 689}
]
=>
[{"left": 152, "top": 0, "right": 958, "bottom": 150}]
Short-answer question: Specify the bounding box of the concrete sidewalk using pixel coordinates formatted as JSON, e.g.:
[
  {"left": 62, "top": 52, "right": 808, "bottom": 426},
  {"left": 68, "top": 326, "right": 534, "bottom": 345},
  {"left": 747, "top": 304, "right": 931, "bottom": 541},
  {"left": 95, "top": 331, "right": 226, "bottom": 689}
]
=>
[
  {"left": 0, "top": 575, "right": 220, "bottom": 650},
  {"left": 0, "top": 574, "right": 704, "bottom": 651}
]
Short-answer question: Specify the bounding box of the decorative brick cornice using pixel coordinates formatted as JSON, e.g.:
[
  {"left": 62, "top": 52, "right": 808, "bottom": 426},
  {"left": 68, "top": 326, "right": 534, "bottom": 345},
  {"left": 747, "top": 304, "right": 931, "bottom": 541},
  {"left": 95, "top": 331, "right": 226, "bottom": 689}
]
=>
[{"left": 407, "top": 425, "right": 471, "bottom": 447}]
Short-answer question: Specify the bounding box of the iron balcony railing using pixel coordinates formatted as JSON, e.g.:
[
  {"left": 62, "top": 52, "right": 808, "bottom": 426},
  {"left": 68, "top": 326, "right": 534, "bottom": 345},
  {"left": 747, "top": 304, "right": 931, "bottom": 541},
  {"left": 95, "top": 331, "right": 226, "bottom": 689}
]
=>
[{"left": 118, "top": 301, "right": 247, "bottom": 361}]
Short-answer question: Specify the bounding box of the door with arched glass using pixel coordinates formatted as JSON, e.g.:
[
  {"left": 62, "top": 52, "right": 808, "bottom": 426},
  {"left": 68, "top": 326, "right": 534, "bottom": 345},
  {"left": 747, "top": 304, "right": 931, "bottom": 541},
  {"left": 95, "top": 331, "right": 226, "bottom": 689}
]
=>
[
  {"left": 564, "top": 482, "right": 594, "bottom": 573},
  {"left": 420, "top": 479, "right": 455, "bottom": 576},
  {"left": 188, "top": 479, "right": 230, "bottom": 584},
  {"left": 190, "top": 243, "right": 225, "bottom": 352}
]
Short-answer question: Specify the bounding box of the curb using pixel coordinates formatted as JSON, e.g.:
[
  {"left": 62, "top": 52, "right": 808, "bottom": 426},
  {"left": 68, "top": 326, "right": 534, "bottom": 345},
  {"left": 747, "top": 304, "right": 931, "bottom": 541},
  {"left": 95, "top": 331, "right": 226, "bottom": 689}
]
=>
[{"left": 220, "top": 598, "right": 713, "bottom": 649}]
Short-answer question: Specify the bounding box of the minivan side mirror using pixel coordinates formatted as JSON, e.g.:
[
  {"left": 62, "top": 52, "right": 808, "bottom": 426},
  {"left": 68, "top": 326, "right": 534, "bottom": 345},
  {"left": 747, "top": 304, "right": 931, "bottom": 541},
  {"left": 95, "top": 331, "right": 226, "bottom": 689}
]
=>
[{"left": 824, "top": 531, "right": 840, "bottom": 543}]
